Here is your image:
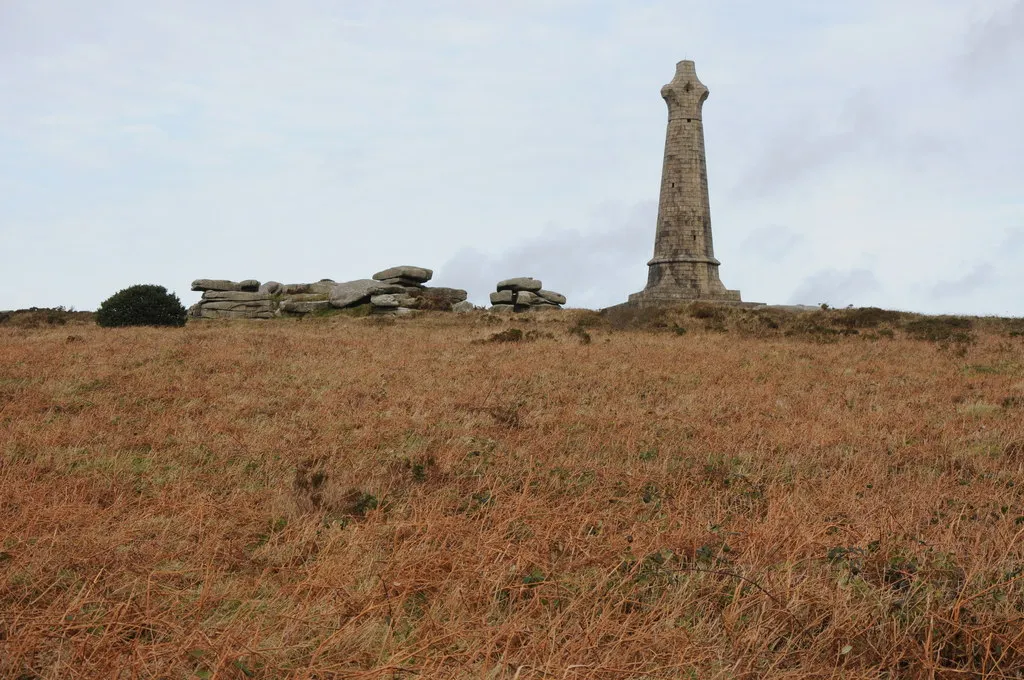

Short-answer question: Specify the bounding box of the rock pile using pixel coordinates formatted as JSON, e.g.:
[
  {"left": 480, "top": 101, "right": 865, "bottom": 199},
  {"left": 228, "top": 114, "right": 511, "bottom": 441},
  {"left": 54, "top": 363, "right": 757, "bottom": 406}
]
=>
[
  {"left": 489, "top": 277, "right": 566, "bottom": 313},
  {"left": 188, "top": 267, "right": 470, "bottom": 320},
  {"left": 368, "top": 266, "right": 429, "bottom": 315}
]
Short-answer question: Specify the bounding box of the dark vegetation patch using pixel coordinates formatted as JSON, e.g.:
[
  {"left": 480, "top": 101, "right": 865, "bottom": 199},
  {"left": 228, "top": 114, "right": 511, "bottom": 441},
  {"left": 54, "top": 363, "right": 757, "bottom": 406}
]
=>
[
  {"left": 994, "top": 317, "right": 1024, "bottom": 338},
  {"left": 488, "top": 328, "right": 524, "bottom": 343},
  {"left": 832, "top": 306, "right": 904, "bottom": 329},
  {"left": 688, "top": 302, "right": 727, "bottom": 322},
  {"left": 481, "top": 328, "right": 554, "bottom": 344},
  {"left": 903, "top": 316, "right": 974, "bottom": 343},
  {"left": 415, "top": 289, "right": 462, "bottom": 311},
  {"left": 592, "top": 303, "right": 1024, "bottom": 345},
  {"left": 567, "top": 323, "right": 592, "bottom": 344},
  {"left": 0, "top": 307, "right": 94, "bottom": 328},
  {"left": 293, "top": 460, "right": 381, "bottom": 519},
  {"left": 336, "top": 303, "right": 373, "bottom": 317}
]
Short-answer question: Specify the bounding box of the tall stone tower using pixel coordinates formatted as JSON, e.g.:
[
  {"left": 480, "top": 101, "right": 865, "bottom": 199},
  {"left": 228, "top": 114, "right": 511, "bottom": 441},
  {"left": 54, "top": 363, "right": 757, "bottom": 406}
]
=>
[{"left": 628, "top": 60, "right": 741, "bottom": 305}]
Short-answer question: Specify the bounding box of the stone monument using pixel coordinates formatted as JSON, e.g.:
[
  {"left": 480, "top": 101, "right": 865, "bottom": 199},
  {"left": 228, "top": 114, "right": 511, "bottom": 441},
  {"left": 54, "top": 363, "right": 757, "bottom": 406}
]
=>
[{"left": 627, "top": 60, "right": 742, "bottom": 306}]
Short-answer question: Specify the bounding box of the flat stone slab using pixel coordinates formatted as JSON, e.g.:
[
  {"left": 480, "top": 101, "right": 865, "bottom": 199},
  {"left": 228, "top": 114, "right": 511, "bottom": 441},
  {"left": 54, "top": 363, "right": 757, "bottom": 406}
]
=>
[
  {"left": 424, "top": 287, "right": 468, "bottom": 302},
  {"left": 201, "top": 291, "right": 272, "bottom": 302},
  {"left": 329, "top": 279, "right": 406, "bottom": 308},
  {"left": 200, "top": 300, "right": 275, "bottom": 311},
  {"left": 198, "top": 308, "right": 275, "bottom": 320},
  {"left": 490, "top": 290, "right": 515, "bottom": 305},
  {"left": 497, "top": 277, "right": 542, "bottom": 292},
  {"left": 536, "top": 290, "right": 566, "bottom": 305},
  {"left": 282, "top": 280, "right": 336, "bottom": 295},
  {"left": 192, "top": 279, "right": 240, "bottom": 292},
  {"left": 373, "top": 266, "right": 433, "bottom": 284}
]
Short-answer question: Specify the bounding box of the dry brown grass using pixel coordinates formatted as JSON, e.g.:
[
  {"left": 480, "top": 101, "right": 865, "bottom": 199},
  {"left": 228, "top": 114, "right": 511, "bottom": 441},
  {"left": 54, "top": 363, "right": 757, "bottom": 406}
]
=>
[{"left": 2, "top": 307, "right": 1024, "bottom": 678}]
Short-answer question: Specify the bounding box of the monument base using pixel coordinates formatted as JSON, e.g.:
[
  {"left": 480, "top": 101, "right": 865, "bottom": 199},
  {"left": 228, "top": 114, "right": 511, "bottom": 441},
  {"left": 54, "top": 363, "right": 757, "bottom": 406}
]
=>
[
  {"left": 628, "top": 288, "right": 741, "bottom": 305},
  {"left": 605, "top": 288, "right": 764, "bottom": 312}
]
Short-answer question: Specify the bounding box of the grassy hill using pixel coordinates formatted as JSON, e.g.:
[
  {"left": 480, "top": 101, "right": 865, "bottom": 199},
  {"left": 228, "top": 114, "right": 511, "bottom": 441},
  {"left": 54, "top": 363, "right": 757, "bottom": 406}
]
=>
[{"left": 2, "top": 306, "right": 1023, "bottom": 678}]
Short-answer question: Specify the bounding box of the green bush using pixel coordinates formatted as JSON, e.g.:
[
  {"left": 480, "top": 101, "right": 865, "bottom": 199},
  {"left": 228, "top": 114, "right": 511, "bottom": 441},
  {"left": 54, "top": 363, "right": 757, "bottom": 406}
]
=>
[{"left": 95, "top": 284, "right": 187, "bottom": 328}]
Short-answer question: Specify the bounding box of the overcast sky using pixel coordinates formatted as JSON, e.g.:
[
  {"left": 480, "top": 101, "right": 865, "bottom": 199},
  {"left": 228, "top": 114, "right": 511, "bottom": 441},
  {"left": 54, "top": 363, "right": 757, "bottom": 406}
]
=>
[{"left": 2, "top": 0, "right": 1022, "bottom": 314}]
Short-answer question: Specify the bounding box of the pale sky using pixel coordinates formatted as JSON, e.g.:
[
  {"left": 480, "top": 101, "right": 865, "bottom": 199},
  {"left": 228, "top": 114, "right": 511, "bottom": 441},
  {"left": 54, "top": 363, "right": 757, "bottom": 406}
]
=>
[{"left": 2, "top": 1, "right": 1022, "bottom": 314}]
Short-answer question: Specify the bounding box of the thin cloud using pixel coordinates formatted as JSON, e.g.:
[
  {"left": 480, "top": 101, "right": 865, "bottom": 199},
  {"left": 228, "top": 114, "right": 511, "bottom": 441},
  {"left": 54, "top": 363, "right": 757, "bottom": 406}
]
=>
[
  {"left": 439, "top": 202, "right": 655, "bottom": 308},
  {"left": 964, "top": 1, "right": 1024, "bottom": 70},
  {"left": 1001, "top": 228, "right": 1024, "bottom": 253},
  {"left": 788, "top": 268, "right": 882, "bottom": 308},
  {"left": 928, "top": 264, "right": 994, "bottom": 300},
  {"left": 738, "top": 225, "right": 805, "bottom": 261},
  {"left": 732, "top": 90, "right": 954, "bottom": 198}
]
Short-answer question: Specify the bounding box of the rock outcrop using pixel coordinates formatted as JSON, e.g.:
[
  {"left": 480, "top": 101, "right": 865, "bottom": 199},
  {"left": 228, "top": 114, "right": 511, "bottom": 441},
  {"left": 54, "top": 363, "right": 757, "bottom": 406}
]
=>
[
  {"left": 188, "top": 267, "right": 471, "bottom": 320},
  {"left": 367, "top": 267, "right": 468, "bottom": 316},
  {"left": 489, "top": 278, "right": 566, "bottom": 312}
]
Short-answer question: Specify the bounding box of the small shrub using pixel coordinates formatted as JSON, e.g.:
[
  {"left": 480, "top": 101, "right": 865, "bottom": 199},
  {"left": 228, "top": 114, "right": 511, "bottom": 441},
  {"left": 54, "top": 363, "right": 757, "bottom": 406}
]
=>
[
  {"left": 521, "top": 568, "right": 545, "bottom": 587},
  {"left": 349, "top": 492, "right": 379, "bottom": 516},
  {"left": 487, "top": 328, "right": 524, "bottom": 343},
  {"left": 95, "top": 285, "right": 186, "bottom": 328}
]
